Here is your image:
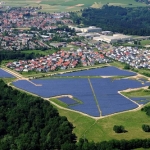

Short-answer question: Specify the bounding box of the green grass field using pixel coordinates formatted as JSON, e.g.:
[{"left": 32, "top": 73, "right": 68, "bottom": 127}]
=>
[
  {"left": 140, "top": 39, "right": 150, "bottom": 46},
  {"left": 52, "top": 102, "right": 150, "bottom": 142},
  {"left": 122, "top": 89, "right": 150, "bottom": 97},
  {"left": 2, "top": 77, "right": 16, "bottom": 84},
  {"left": 1, "top": 0, "right": 147, "bottom": 12}
]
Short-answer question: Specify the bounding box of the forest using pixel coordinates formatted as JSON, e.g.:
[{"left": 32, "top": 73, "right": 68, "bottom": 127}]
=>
[
  {"left": 0, "top": 51, "right": 45, "bottom": 64},
  {"left": 1, "top": 79, "right": 150, "bottom": 149},
  {"left": 0, "top": 80, "right": 76, "bottom": 149},
  {"left": 71, "top": 5, "right": 150, "bottom": 36}
]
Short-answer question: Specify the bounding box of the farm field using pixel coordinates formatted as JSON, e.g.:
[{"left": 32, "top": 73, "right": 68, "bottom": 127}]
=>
[
  {"left": 1, "top": 0, "right": 147, "bottom": 12},
  {"left": 12, "top": 67, "right": 150, "bottom": 117}
]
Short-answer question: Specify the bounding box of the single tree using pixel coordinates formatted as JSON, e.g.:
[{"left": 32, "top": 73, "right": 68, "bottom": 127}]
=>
[{"left": 113, "top": 125, "right": 125, "bottom": 133}]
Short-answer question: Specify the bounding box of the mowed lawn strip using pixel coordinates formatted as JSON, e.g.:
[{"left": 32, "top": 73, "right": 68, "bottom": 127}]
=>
[
  {"left": 50, "top": 98, "right": 68, "bottom": 108},
  {"left": 52, "top": 102, "right": 150, "bottom": 142},
  {"left": 121, "top": 89, "right": 150, "bottom": 97}
]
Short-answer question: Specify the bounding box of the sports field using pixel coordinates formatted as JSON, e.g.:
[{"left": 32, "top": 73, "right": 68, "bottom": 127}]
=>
[{"left": 1, "top": 0, "right": 147, "bottom": 12}]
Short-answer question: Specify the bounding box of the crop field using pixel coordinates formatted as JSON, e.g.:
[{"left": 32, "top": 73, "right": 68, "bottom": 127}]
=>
[
  {"left": 0, "top": 69, "right": 14, "bottom": 78},
  {"left": 13, "top": 69, "right": 150, "bottom": 117},
  {"left": 1, "top": 0, "right": 147, "bottom": 12},
  {"left": 58, "top": 66, "right": 136, "bottom": 77}
]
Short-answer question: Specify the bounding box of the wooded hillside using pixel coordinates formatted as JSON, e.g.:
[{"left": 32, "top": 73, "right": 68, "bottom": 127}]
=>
[
  {"left": 0, "top": 80, "right": 76, "bottom": 149},
  {"left": 72, "top": 6, "right": 150, "bottom": 36}
]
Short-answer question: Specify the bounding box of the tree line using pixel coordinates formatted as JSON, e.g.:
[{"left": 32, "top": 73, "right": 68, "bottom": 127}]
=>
[
  {"left": 71, "top": 5, "right": 150, "bottom": 36},
  {"left": 0, "top": 51, "right": 44, "bottom": 63},
  {"left": 1, "top": 79, "right": 150, "bottom": 149}
]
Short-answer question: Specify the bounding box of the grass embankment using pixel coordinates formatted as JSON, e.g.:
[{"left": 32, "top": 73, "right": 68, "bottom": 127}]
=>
[
  {"left": 134, "top": 68, "right": 150, "bottom": 77},
  {"left": 50, "top": 98, "right": 68, "bottom": 108},
  {"left": 140, "top": 39, "right": 150, "bottom": 46},
  {"left": 121, "top": 89, "right": 150, "bottom": 97},
  {"left": 110, "top": 61, "right": 126, "bottom": 69},
  {"left": 53, "top": 102, "right": 150, "bottom": 142},
  {"left": 50, "top": 97, "right": 82, "bottom": 108},
  {"left": 110, "top": 61, "right": 150, "bottom": 78},
  {"left": 2, "top": 77, "right": 16, "bottom": 84}
]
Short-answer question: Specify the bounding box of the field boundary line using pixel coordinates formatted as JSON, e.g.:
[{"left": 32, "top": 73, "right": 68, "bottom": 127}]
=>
[
  {"left": 88, "top": 78, "right": 102, "bottom": 117},
  {"left": 81, "top": 120, "right": 97, "bottom": 140}
]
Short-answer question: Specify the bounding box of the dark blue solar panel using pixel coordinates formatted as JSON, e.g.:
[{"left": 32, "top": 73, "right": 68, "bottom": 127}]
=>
[
  {"left": 58, "top": 97, "right": 77, "bottom": 105},
  {"left": 13, "top": 77, "right": 150, "bottom": 117},
  {"left": 0, "top": 69, "right": 14, "bottom": 78},
  {"left": 90, "top": 78, "right": 148, "bottom": 116},
  {"left": 13, "top": 79, "right": 100, "bottom": 117},
  {"left": 58, "top": 66, "right": 136, "bottom": 76}
]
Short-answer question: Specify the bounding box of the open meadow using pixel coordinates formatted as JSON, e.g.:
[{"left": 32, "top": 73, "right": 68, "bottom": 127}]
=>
[
  {"left": 1, "top": 0, "right": 147, "bottom": 12},
  {"left": 53, "top": 102, "right": 150, "bottom": 142}
]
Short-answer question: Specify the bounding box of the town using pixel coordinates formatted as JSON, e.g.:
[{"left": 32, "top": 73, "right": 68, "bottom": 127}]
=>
[
  {"left": 6, "top": 49, "right": 110, "bottom": 72},
  {"left": 0, "top": 6, "right": 150, "bottom": 72},
  {"left": 0, "top": 7, "right": 75, "bottom": 51}
]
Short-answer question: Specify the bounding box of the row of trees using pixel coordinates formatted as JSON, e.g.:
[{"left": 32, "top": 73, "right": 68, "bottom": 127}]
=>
[
  {"left": 0, "top": 51, "right": 45, "bottom": 61},
  {"left": 72, "top": 5, "right": 150, "bottom": 36}
]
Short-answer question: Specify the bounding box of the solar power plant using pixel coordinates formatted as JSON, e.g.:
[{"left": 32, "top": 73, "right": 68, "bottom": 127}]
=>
[
  {"left": 13, "top": 79, "right": 100, "bottom": 116},
  {"left": 13, "top": 78, "right": 150, "bottom": 117},
  {"left": 58, "top": 66, "right": 136, "bottom": 76},
  {"left": 90, "top": 78, "right": 142, "bottom": 116},
  {"left": 0, "top": 69, "right": 14, "bottom": 78}
]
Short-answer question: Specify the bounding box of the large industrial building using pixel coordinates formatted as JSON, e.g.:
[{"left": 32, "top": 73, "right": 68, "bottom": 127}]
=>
[
  {"left": 76, "top": 32, "right": 100, "bottom": 38},
  {"left": 93, "top": 34, "right": 132, "bottom": 43},
  {"left": 69, "top": 26, "right": 102, "bottom": 33}
]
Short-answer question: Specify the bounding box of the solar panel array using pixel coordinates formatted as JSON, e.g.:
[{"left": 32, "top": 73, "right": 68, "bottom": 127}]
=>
[
  {"left": 0, "top": 69, "right": 14, "bottom": 78},
  {"left": 13, "top": 79, "right": 100, "bottom": 116},
  {"left": 13, "top": 77, "right": 150, "bottom": 117},
  {"left": 131, "top": 97, "right": 150, "bottom": 105},
  {"left": 58, "top": 97, "right": 77, "bottom": 105},
  {"left": 58, "top": 66, "right": 136, "bottom": 77}
]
